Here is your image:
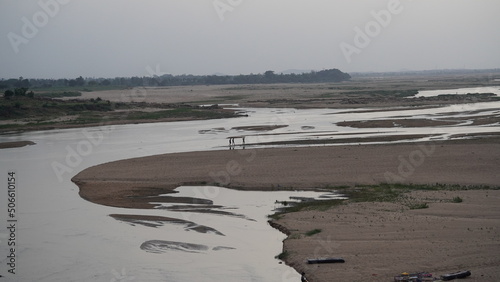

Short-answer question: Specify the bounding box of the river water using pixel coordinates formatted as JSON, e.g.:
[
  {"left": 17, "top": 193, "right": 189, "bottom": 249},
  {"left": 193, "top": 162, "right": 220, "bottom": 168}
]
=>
[{"left": 0, "top": 94, "right": 499, "bottom": 281}]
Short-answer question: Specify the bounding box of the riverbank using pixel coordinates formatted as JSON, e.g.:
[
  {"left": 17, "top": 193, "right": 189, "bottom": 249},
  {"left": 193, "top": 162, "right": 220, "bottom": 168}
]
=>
[
  {"left": 2, "top": 72, "right": 499, "bottom": 134},
  {"left": 0, "top": 98, "right": 240, "bottom": 134},
  {"left": 72, "top": 139, "right": 500, "bottom": 207},
  {"left": 71, "top": 138, "right": 500, "bottom": 281},
  {"left": 277, "top": 189, "right": 500, "bottom": 281},
  {"left": 0, "top": 140, "right": 35, "bottom": 149}
]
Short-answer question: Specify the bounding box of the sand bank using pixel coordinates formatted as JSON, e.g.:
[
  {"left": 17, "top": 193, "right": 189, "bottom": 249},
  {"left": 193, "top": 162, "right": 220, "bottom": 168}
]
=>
[
  {"left": 72, "top": 140, "right": 500, "bottom": 208},
  {"left": 278, "top": 189, "right": 500, "bottom": 281},
  {"left": 71, "top": 139, "right": 500, "bottom": 281},
  {"left": 0, "top": 140, "right": 35, "bottom": 149}
]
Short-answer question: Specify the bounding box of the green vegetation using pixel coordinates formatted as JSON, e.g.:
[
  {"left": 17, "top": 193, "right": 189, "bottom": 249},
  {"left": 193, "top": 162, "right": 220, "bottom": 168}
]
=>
[
  {"left": 452, "top": 196, "right": 463, "bottom": 203},
  {"left": 192, "top": 95, "right": 249, "bottom": 104},
  {"left": 0, "top": 95, "right": 112, "bottom": 120},
  {"left": 320, "top": 89, "right": 419, "bottom": 98},
  {"left": 2, "top": 69, "right": 351, "bottom": 91},
  {"left": 126, "top": 108, "right": 236, "bottom": 120},
  {"left": 1, "top": 87, "right": 240, "bottom": 132},
  {"left": 269, "top": 183, "right": 497, "bottom": 218},
  {"left": 275, "top": 250, "right": 289, "bottom": 260},
  {"left": 305, "top": 229, "right": 322, "bottom": 236},
  {"left": 35, "top": 91, "right": 82, "bottom": 98},
  {"left": 33, "top": 84, "right": 126, "bottom": 93},
  {"left": 408, "top": 203, "right": 429, "bottom": 210}
]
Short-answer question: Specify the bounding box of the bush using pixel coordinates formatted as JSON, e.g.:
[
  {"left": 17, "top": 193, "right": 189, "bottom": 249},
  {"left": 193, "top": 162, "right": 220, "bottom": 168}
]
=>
[
  {"left": 408, "top": 203, "right": 429, "bottom": 209},
  {"left": 275, "top": 250, "right": 289, "bottom": 260},
  {"left": 452, "top": 196, "right": 463, "bottom": 203},
  {"left": 4, "top": 90, "right": 14, "bottom": 99},
  {"left": 305, "top": 229, "right": 322, "bottom": 236},
  {"left": 14, "top": 87, "right": 28, "bottom": 96}
]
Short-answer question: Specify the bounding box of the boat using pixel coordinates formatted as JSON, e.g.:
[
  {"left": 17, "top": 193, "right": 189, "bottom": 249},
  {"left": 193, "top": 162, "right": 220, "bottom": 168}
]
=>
[
  {"left": 440, "top": 270, "right": 471, "bottom": 281},
  {"left": 307, "top": 257, "right": 345, "bottom": 264}
]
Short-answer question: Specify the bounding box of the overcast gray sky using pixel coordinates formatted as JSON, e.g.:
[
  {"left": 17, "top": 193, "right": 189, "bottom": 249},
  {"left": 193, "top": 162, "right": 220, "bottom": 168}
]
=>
[{"left": 1, "top": 0, "right": 499, "bottom": 79}]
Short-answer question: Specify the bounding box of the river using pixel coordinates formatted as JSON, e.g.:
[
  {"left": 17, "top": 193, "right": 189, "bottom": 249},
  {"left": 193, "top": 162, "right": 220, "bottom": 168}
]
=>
[{"left": 0, "top": 95, "right": 499, "bottom": 281}]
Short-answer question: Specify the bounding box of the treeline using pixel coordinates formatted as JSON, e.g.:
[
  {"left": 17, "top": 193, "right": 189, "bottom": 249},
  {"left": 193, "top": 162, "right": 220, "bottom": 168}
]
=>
[{"left": 0, "top": 69, "right": 350, "bottom": 89}]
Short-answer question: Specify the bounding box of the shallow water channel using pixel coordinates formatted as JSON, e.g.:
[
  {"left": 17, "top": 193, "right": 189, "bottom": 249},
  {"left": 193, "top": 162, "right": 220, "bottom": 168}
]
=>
[{"left": 0, "top": 97, "right": 499, "bottom": 281}]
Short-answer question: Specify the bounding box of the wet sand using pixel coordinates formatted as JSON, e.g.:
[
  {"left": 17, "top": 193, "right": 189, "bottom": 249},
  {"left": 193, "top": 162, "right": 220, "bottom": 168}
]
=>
[{"left": 0, "top": 140, "right": 35, "bottom": 149}]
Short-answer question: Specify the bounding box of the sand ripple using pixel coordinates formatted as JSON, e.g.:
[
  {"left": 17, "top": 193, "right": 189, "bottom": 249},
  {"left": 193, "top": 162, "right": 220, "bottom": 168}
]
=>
[
  {"left": 140, "top": 240, "right": 235, "bottom": 254},
  {"left": 110, "top": 214, "right": 224, "bottom": 235}
]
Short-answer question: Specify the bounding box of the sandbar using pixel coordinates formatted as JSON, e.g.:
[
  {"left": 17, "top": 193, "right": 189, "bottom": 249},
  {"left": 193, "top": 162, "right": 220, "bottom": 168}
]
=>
[{"left": 71, "top": 138, "right": 500, "bottom": 281}]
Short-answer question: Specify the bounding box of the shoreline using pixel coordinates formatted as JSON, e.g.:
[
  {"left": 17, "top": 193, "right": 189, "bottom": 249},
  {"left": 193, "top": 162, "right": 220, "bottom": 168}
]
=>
[
  {"left": 71, "top": 138, "right": 500, "bottom": 281},
  {"left": 1, "top": 96, "right": 498, "bottom": 134},
  {"left": 275, "top": 189, "right": 500, "bottom": 281},
  {"left": 0, "top": 107, "right": 241, "bottom": 134},
  {"left": 0, "top": 140, "right": 35, "bottom": 149},
  {"left": 72, "top": 139, "right": 500, "bottom": 207}
]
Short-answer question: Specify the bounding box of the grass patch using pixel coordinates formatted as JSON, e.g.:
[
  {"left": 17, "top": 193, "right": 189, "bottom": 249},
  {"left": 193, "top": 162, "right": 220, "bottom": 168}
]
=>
[
  {"left": 0, "top": 95, "right": 241, "bottom": 132},
  {"left": 408, "top": 203, "right": 429, "bottom": 210},
  {"left": 342, "top": 89, "right": 419, "bottom": 97},
  {"left": 35, "top": 91, "right": 82, "bottom": 98},
  {"left": 275, "top": 250, "right": 289, "bottom": 260},
  {"left": 305, "top": 229, "right": 322, "bottom": 236},
  {"left": 0, "top": 96, "right": 111, "bottom": 120},
  {"left": 33, "top": 85, "right": 126, "bottom": 92},
  {"left": 269, "top": 183, "right": 498, "bottom": 218},
  {"left": 191, "top": 94, "right": 249, "bottom": 104},
  {"left": 269, "top": 199, "right": 344, "bottom": 219},
  {"left": 318, "top": 89, "right": 419, "bottom": 98},
  {"left": 126, "top": 108, "right": 236, "bottom": 120}
]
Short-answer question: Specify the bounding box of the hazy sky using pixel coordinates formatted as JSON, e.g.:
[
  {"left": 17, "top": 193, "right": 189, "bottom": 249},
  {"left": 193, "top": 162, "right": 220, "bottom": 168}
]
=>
[{"left": 1, "top": 0, "right": 499, "bottom": 79}]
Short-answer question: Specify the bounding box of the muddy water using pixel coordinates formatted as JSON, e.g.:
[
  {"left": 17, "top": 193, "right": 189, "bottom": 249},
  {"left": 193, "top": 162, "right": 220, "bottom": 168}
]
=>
[{"left": 0, "top": 100, "right": 499, "bottom": 281}]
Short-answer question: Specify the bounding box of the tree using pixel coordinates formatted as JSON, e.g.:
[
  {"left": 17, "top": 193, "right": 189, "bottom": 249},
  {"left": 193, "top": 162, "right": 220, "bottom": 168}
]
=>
[
  {"left": 3, "top": 89, "right": 14, "bottom": 99},
  {"left": 69, "top": 76, "right": 85, "bottom": 87},
  {"left": 75, "top": 76, "right": 85, "bottom": 86},
  {"left": 14, "top": 77, "right": 31, "bottom": 88},
  {"left": 14, "top": 87, "right": 28, "bottom": 96},
  {"left": 100, "top": 79, "right": 111, "bottom": 86},
  {"left": 264, "top": 70, "right": 275, "bottom": 82}
]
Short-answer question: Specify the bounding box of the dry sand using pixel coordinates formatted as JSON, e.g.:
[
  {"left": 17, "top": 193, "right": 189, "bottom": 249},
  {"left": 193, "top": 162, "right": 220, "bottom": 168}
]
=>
[
  {"left": 71, "top": 139, "right": 500, "bottom": 281},
  {"left": 279, "top": 190, "right": 500, "bottom": 282},
  {"left": 72, "top": 75, "right": 500, "bottom": 109}
]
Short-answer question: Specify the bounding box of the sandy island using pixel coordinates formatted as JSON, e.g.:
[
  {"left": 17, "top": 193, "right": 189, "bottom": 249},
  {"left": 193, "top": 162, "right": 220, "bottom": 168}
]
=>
[
  {"left": 0, "top": 140, "right": 35, "bottom": 149},
  {"left": 71, "top": 138, "right": 500, "bottom": 281}
]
